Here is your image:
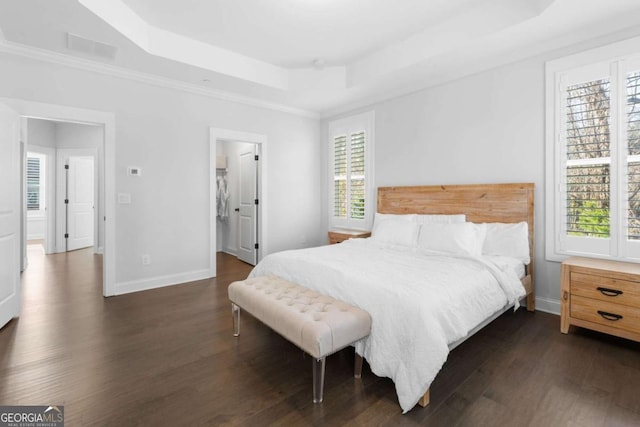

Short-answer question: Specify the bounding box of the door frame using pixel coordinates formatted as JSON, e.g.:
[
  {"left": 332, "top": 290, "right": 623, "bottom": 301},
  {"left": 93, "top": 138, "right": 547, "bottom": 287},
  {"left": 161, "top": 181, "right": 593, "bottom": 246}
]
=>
[
  {"left": 25, "top": 144, "right": 56, "bottom": 255},
  {"left": 1, "top": 97, "right": 116, "bottom": 297},
  {"left": 209, "top": 128, "right": 267, "bottom": 277}
]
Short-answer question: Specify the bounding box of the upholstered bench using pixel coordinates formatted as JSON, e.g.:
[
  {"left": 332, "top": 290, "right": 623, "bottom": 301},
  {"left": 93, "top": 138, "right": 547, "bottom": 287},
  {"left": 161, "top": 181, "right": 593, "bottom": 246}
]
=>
[{"left": 227, "top": 275, "right": 372, "bottom": 403}]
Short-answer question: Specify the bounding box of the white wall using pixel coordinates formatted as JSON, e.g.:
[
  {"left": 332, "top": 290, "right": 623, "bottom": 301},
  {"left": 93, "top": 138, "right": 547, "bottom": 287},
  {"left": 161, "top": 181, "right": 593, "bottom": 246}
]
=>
[
  {"left": 321, "top": 33, "right": 640, "bottom": 315},
  {"left": 27, "top": 118, "right": 56, "bottom": 147},
  {"left": 1, "top": 51, "right": 321, "bottom": 293},
  {"left": 25, "top": 119, "right": 55, "bottom": 242},
  {"left": 26, "top": 218, "right": 45, "bottom": 240},
  {"left": 56, "top": 121, "right": 102, "bottom": 148}
]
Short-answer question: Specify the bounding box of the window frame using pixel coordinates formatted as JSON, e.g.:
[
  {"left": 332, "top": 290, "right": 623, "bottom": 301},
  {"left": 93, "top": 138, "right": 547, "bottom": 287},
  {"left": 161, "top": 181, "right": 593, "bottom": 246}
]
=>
[
  {"left": 546, "top": 36, "right": 640, "bottom": 262},
  {"left": 328, "top": 111, "right": 375, "bottom": 231}
]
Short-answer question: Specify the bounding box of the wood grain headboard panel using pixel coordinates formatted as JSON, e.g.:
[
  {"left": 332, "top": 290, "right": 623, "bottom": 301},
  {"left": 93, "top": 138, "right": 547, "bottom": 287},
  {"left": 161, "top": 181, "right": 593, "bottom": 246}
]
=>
[
  {"left": 378, "top": 183, "right": 533, "bottom": 223},
  {"left": 378, "top": 183, "right": 535, "bottom": 309}
]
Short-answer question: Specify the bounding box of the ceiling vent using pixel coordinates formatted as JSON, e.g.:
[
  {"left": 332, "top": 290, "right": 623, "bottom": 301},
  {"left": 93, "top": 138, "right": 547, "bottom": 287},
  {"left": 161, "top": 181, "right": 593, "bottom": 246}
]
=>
[{"left": 66, "top": 33, "right": 117, "bottom": 60}]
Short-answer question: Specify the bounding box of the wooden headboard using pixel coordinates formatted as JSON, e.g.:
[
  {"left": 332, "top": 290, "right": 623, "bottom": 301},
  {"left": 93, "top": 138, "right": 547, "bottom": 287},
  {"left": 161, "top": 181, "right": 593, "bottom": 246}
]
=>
[{"left": 378, "top": 183, "right": 535, "bottom": 310}]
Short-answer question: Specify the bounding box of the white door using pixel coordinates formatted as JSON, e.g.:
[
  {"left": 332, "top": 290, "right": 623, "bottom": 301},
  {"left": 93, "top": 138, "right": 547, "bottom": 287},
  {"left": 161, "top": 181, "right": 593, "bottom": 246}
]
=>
[
  {"left": 0, "top": 103, "right": 21, "bottom": 330},
  {"left": 67, "top": 156, "right": 95, "bottom": 251},
  {"left": 237, "top": 146, "right": 258, "bottom": 265}
]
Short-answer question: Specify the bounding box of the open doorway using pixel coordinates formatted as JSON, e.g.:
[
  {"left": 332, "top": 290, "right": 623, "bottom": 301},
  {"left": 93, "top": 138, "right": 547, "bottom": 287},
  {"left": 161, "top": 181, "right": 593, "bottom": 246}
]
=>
[
  {"left": 1, "top": 97, "right": 115, "bottom": 297},
  {"left": 216, "top": 140, "right": 259, "bottom": 265},
  {"left": 209, "top": 128, "right": 267, "bottom": 277},
  {"left": 20, "top": 117, "right": 106, "bottom": 302},
  {"left": 23, "top": 119, "right": 103, "bottom": 259},
  {"left": 25, "top": 151, "right": 47, "bottom": 249}
]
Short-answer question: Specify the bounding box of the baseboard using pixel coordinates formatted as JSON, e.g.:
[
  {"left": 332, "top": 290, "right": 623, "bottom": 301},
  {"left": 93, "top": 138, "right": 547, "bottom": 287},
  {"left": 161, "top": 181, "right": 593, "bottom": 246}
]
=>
[
  {"left": 535, "top": 296, "right": 560, "bottom": 315},
  {"left": 115, "top": 269, "right": 211, "bottom": 295},
  {"left": 222, "top": 247, "right": 237, "bottom": 256}
]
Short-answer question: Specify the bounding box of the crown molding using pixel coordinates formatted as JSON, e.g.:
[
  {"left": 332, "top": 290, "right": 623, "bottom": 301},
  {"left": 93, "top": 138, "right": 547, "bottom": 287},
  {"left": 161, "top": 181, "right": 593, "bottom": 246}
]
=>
[{"left": 0, "top": 38, "right": 319, "bottom": 119}]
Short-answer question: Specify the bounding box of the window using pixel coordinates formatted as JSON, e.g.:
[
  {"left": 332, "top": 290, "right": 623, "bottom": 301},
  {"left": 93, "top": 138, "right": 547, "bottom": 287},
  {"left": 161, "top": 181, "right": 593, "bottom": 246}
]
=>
[
  {"left": 546, "top": 37, "right": 640, "bottom": 261},
  {"left": 328, "top": 112, "right": 374, "bottom": 230},
  {"left": 26, "top": 152, "right": 45, "bottom": 217},
  {"left": 26, "top": 153, "right": 45, "bottom": 213}
]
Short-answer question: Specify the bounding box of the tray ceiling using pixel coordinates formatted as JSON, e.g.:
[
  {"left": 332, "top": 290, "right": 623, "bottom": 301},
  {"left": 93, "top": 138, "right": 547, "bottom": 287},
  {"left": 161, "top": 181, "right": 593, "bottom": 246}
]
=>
[{"left": 1, "top": 0, "right": 640, "bottom": 116}]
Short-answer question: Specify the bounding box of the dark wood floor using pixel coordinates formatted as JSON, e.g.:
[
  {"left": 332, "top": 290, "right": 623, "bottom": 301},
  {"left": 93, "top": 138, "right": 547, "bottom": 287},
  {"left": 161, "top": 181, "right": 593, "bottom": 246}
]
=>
[{"left": 1, "top": 245, "right": 639, "bottom": 426}]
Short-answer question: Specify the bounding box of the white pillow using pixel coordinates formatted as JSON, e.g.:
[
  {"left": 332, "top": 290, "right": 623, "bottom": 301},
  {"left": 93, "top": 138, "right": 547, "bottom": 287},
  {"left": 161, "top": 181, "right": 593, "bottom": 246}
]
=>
[
  {"left": 370, "top": 213, "right": 466, "bottom": 248},
  {"left": 483, "top": 222, "right": 530, "bottom": 264},
  {"left": 374, "top": 212, "right": 464, "bottom": 227},
  {"left": 418, "top": 222, "right": 484, "bottom": 257},
  {"left": 371, "top": 219, "right": 420, "bottom": 247},
  {"left": 372, "top": 213, "right": 415, "bottom": 238},
  {"left": 472, "top": 222, "right": 487, "bottom": 254},
  {"left": 415, "top": 214, "right": 466, "bottom": 224}
]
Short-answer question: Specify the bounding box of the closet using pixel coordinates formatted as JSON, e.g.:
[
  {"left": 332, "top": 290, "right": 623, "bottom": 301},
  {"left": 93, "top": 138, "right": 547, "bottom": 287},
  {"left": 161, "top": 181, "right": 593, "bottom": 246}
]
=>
[
  {"left": 216, "top": 140, "right": 259, "bottom": 265},
  {"left": 216, "top": 153, "right": 229, "bottom": 253},
  {"left": 216, "top": 155, "right": 229, "bottom": 220}
]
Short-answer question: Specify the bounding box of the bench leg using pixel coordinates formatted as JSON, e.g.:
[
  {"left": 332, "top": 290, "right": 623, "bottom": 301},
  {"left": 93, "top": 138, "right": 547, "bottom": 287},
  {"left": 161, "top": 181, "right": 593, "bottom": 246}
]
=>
[
  {"left": 231, "top": 303, "right": 240, "bottom": 337},
  {"left": 312, "top": 357, "right": 326, "bottom": 403},
  {"left": 354, "top": 352, "right": 364, "bottom": 378}
]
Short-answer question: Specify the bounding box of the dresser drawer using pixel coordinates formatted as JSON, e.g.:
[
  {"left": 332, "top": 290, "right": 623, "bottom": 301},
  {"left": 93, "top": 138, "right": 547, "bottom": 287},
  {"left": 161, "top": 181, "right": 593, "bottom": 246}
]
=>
[
  {"left": 570, "top": 272, "right": 640, "bottom": 308},
  {"left": 571, "top": 295, "right": 640, "bottom": 335}
]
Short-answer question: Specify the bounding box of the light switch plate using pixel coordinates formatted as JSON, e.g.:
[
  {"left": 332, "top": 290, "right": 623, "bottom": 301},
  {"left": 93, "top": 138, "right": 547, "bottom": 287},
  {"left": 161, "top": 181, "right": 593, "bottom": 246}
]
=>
[{"left": 118, "top": 193, "right": 132, "bottom": 204}]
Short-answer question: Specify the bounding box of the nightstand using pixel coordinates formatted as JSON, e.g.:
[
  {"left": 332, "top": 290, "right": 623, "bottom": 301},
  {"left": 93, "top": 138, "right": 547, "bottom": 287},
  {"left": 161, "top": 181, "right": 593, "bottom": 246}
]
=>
[
  {"left": 561, "top": 256, "right": 640, "bottom": 342},
  {"left": 328, "top": 229, "right": 371, "bottom": 245}
]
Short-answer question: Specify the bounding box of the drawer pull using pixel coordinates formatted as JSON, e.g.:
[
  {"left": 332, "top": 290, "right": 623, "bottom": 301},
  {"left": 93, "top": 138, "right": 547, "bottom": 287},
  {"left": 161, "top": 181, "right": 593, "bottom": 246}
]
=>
[
  {"left": 597, "top": 310, "right": 623, "bottom": 321},
  {"left": 596, "top": 287, "right": 623, "bottom": 297}
]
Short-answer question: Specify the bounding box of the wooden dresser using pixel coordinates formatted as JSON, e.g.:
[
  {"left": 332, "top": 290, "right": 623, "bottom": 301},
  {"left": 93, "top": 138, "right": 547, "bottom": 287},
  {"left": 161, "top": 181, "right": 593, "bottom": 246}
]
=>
[
  {"left": 328, "top": 229, "right": 371, "bottom": 245},
  {"left": 561, "top": 256, "right": 640, "bottom": 342}
]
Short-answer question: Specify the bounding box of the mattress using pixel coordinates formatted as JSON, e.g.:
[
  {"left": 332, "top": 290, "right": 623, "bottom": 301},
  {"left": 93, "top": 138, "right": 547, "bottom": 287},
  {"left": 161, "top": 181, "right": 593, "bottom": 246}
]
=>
[
  {"left": 485, "top": 255, "right": 526, "bottom": 279},
  {"left": 249, "top": 238, "right": 526, "bottom": 412}
]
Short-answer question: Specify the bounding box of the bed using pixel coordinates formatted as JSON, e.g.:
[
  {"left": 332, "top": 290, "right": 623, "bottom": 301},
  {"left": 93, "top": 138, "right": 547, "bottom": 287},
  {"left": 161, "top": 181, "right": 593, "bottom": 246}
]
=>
[{"left": 249, "top": 183, "right": 535, "bottom": 413}]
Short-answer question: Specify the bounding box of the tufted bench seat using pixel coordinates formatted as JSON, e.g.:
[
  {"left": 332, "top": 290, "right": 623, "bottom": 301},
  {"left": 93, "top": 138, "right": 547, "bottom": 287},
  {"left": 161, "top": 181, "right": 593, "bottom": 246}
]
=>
[{"left": 227, "top": 275, "right": 372, "bottom": 403}]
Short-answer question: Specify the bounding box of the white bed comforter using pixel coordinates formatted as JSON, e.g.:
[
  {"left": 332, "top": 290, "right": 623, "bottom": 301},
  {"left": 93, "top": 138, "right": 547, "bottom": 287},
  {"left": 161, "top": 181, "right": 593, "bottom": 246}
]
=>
[{"left": 249, "top": 239, "right": 526, "bottom": 412}]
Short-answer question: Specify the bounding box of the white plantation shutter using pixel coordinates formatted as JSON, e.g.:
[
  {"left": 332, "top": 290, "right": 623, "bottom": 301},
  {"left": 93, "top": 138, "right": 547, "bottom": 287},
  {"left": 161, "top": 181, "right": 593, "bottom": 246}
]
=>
[
  {"left": 350, "top": 131, "right": 366, "bottom": 220},
  {"left": 626, "top": 71, "right": 640, "bottom": 241},
  {"left": 26, "top": 156, "right": 41, "bottom": 211},
  {"left": 333, "top": 135, "right": 347, "bottom": 218},
  {"left": 548, "top": 46, "right": 640, "bottom": 261},
  {"left": 564, "top": 79, "right": 611, "bottom": 239},
  {"left": 329, "top": 112, "right": 374, "bottom": 230}
]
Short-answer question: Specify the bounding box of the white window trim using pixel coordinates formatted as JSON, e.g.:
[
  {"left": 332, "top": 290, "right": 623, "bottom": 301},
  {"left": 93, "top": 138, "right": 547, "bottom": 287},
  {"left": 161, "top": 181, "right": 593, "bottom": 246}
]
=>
[
  {"left": 328, "top": 111, "right": 375, "bottom": 231},
  {"left": 546, "top": 35, "right": 640, "bottom": 262}
]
